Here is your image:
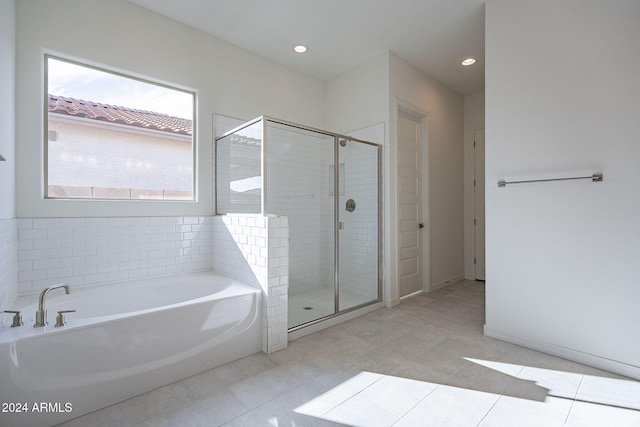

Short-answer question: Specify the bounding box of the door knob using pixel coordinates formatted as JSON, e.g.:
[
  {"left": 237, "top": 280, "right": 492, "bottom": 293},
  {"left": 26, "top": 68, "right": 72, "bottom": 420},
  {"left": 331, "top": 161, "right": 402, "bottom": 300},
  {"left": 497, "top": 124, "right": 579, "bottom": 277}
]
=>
[{"left": 418, "top": 223, "right": 424, "bottom": 229}]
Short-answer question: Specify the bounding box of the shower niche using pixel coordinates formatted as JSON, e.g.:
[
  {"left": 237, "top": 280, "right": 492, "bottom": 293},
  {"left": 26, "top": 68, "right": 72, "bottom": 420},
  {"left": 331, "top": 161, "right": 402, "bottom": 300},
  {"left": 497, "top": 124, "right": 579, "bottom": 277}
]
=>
[{"left": 216, "top": 117, "right": 382, "bottom": 330}]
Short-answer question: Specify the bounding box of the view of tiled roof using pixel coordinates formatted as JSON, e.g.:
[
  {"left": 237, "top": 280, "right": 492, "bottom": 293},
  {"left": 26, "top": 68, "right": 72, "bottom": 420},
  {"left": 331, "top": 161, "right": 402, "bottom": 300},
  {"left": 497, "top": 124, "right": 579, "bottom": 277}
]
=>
[{"left": 48, "top": 94, "right": 192, "bottom": 136}]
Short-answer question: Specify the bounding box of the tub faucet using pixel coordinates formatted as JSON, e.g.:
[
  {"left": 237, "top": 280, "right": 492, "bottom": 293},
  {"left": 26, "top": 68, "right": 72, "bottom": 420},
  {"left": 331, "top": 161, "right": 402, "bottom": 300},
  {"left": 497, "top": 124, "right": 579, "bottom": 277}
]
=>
[{"left": 34, "top": 283, "right": 70, "bottom": 328}]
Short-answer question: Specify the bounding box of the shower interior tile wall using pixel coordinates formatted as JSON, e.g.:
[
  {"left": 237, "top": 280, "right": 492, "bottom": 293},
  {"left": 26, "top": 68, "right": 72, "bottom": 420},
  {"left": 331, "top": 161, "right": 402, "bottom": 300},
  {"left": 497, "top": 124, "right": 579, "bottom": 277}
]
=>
[
  {"left": 0, "top": 219, "right": 18, "bottom": 319},
  {"left": 339, "top": 142, "right": 379, "bottom": 301},
  {"left": 214, "top": 114, "right": 334, "bottom": 297},
  {"left": 341, "top": 123, "right": 384, "bottom": 301},
  {"left": 267, "top": 126, "right": 334, "bottom": 296},
  {"left": 268, "top": 125, "right": 381, "bottom": 301},
  {"left": 16, "top": 217, "right": 214, "bottom": 295},
  {"left": 213, "top": 114, "right": 383, "bottom": 303}
]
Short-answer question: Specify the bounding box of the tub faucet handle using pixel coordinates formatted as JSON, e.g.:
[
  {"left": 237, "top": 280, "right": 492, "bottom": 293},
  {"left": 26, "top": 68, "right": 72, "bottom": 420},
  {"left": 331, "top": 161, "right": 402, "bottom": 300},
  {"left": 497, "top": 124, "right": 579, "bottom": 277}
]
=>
[
  {"left": 4, "top": 310, "right": 23, "bottom": 327},
  {"left": 55, "top": 310, "right": 76, "bottom": 328}
]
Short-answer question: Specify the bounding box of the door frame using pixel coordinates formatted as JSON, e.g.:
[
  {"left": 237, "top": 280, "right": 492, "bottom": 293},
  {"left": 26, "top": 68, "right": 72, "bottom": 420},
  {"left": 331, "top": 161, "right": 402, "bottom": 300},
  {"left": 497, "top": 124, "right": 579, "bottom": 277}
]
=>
[
  {"left": 473, "top": 128, "right": 485, "bottom": 280},
  {"left": 395, "top": 99, "right": 430, "bottom": 297},
  {"left": 464, "top": 124, "right": 486, "bottom": 280}
]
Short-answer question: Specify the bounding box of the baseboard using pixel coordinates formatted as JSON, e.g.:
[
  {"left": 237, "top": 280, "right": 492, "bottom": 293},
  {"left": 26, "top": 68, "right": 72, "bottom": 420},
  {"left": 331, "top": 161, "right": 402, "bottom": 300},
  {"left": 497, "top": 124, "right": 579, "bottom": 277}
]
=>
[
  {"left": 400, "top": 289, "right": 425, "bottom": 301},
  {"left": 484, "top": 326, "right": 640, "bottom": 380},
  {"left": 385, "top": 298, "right": 400, "bottom": 308},
  {"left": 428, "top": 274, "right": 465, "bottom": 292}
]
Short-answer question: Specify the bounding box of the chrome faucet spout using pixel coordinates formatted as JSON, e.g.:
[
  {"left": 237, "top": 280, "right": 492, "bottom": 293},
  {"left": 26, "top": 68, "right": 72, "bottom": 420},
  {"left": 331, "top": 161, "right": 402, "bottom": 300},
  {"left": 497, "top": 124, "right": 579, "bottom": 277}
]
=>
[{"left": 34, "top": 283, "right": 70, "bottom": 328}]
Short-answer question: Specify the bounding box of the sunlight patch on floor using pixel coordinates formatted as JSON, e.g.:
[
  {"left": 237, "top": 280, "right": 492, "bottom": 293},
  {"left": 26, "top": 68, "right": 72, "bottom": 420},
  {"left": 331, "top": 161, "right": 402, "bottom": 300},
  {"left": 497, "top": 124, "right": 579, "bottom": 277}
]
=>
[{"left": 294, "top": 364, "right": 640, "bottom": 427}]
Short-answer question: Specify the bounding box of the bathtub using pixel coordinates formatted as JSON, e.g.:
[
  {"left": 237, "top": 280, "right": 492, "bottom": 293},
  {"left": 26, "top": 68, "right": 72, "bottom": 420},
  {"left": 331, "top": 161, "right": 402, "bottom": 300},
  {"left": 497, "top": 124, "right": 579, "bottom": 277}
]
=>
[{"left": 0, "top": 272, "right": 262, "bottom": 427}]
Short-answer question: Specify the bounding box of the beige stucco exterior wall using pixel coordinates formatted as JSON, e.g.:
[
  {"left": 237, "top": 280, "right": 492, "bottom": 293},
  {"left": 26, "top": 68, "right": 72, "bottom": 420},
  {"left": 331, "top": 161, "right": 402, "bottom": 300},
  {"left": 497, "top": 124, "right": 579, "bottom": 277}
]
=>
[{"left": 48, "top": 115, "right": 192, "bottom": 199}]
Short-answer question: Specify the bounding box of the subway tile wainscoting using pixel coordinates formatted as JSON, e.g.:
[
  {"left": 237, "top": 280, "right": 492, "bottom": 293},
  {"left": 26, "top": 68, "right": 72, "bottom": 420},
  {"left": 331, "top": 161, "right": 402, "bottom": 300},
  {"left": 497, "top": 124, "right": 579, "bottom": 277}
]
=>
[
  {"left": 0, "top": 219, "right": 18, "bottom": 317},
  {"left": 213, "top": 214, "right": 289, "bottom": 354},
  {"left": 10, "top": 214, "right": 290, "bottom": 353},
  {"left": 16, "top": 217, "right": 214, "bottom": 295}
]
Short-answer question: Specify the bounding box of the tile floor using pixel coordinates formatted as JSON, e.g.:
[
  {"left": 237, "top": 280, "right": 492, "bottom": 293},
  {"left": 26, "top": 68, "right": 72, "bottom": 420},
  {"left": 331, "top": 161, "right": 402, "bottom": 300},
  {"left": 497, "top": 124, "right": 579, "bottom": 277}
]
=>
[{"left": 58, "top": 280, "right": 640, "bottom": 427}]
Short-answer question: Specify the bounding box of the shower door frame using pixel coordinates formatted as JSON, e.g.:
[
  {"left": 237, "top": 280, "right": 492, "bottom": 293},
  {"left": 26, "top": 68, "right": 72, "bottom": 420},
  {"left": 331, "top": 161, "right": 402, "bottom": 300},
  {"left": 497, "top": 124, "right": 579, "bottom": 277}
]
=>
[{"left": 216, "top": 116, "right": 383, "bottom": 331}]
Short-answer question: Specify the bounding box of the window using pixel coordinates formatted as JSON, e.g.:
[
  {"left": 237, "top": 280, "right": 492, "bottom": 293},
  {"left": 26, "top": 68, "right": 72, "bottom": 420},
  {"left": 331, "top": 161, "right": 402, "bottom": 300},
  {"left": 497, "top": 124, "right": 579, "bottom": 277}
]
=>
[{"left": 45, "top": 56, "right": 195, "bottom": 200}]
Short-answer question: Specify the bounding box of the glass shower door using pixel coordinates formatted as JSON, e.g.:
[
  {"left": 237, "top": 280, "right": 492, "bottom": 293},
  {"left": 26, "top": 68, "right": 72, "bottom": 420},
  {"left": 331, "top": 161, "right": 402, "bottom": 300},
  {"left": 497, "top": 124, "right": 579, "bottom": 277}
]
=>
[
  {"left": 265, "top": 122, "right": 336, "bottom": 329},
  {"left": 338, "top": 139, "right": 381, "bottom": 311}
]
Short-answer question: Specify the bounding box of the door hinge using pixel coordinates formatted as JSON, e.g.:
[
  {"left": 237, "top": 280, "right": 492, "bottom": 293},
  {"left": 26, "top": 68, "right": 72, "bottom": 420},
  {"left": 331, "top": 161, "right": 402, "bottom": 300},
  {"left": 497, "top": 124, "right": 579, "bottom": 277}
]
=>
[
  {"left": 474, "top": 218, "right": 476, "bottom": 226},
  {"left": 473, "top": 140, "right": 476, "bottom": 148},
  {"left": 474, "top": 179, "right": 476, "bottom": 187}
]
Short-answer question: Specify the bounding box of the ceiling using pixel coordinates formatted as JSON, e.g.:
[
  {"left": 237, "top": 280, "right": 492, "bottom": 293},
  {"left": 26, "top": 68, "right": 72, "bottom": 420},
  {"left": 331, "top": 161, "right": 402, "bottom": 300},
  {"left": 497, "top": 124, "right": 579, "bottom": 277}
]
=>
[{"left": 128, "top": 0, "right": 485, "bottom": 96}]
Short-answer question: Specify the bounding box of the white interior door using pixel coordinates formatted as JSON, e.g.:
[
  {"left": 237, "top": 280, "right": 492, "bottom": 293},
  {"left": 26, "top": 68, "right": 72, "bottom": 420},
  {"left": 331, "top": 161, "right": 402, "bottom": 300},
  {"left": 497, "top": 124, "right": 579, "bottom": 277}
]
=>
[
  {"left": 474, "top": 128, "right": 486, "bottom": 280},
  {"left": 398, "top": 110, "right": 424, "bottom": 297}
]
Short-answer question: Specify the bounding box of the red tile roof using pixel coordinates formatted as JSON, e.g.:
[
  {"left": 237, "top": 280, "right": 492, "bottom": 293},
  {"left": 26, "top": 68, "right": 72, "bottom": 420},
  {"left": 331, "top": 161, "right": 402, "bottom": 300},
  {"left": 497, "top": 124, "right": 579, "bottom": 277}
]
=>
[{"left": 48, "top": 94, "right": 192, "bottom": 136}]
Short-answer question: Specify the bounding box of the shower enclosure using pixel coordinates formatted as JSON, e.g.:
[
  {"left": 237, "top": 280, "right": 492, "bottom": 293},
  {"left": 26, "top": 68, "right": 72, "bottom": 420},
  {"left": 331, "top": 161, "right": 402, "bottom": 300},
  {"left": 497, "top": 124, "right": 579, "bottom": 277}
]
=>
[{"left": 216, "top": 117, "right": 382, "bottom": 330}]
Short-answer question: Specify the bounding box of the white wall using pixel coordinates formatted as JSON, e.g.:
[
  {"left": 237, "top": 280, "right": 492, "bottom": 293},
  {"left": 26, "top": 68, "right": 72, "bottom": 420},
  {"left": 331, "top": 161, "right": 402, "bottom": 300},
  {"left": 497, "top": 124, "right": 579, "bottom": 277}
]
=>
[
  {"left": 464, "top": 91, "right": 485, "bottom": 279},
  {"left": 325, "top": 52, "right": 390, "bottom": 135},
  {"left": 15, "top": 0, "right": 325, "bottom": 218},
  {"left": 485, "top": 0, "right": 640, "bottom": 378},
  {"left": 326, "top": 51, "right": 465, "bottom": 305},
  {"left": 0, "top": 0, "right": 16, "bottom": 219},
  {"left": 389, "top": 53, "right": 465, "bottom": 294},
  {"left": 325, "top": 52, "right": 393, "bottom": 304},
  {"left": 0, "top": 0, "right": 17, "bottom": 318}
]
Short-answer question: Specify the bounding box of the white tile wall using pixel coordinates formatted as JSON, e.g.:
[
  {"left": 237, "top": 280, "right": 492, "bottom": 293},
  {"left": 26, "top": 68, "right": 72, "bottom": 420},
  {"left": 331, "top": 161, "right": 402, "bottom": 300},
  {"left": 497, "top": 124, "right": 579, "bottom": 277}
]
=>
[
  {"left": 212, "top": 115, "right": 381, "bottom": 344},
  {"left": 215, "top": 115, "right": 335, "bottom": 296},
  {"left": 0, "top": 218, "right": 18, "bottom": 322},
  {"left": 212, "top": 214, "right": 288, "bottom": 354},
  {"left": 212, "top": 215, "right": 263, "bottom": 288},
  {"left": 267, "top": 122, "right": 381, "bottom": 301},
  {"left": 266, "top": 216, "right": 289, "bottom": 352},
  {"left": 339, "top": 140, "right": 380, "bottom": 301},
  {"left": 16, "top": 216, "right": 213, "bottom": 295},
  {"left": 266, "top": 125, "right": 334, "bottom": 295}
]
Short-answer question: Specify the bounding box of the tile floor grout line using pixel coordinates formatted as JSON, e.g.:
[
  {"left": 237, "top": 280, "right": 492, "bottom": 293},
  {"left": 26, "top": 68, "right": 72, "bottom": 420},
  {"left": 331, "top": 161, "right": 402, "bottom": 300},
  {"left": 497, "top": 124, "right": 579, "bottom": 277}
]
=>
[
  {"left": 317, "top": 373, "right": 389, "bottom": 418},
  {"left": 560, "top": 371, "right": 585, "bottom": 425},
  {"left": 223, "top": 364, "right": 330, "bottom": 426},
  {"left": 389, "top": 383, "right": 443, "bottom": 426},
  {"left": 573, "top": 373, "right": 585, "bottom": 400},
  {"left": 475, "top": 394, "right": 504, "bottom": 427},
  {"left": 358, "top": 392, "right": 404, "bottom": 423},
  {"left": 551, "top": 394, "right": 640, "bottom": 413},
  {"left": 445, "top": 358, "right": 474, "bottom": 384}
]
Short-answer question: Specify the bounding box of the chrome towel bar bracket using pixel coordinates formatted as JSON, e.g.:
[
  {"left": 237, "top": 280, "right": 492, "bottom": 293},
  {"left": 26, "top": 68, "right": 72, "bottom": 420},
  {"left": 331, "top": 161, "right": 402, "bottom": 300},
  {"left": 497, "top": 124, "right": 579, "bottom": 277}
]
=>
[{"left": 498, "top": 173, "right": 603, "bottom": 188}]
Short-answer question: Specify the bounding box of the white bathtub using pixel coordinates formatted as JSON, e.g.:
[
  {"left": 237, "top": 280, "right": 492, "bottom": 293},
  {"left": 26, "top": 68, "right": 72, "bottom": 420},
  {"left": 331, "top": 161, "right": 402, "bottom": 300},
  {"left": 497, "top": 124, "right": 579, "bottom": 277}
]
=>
[{"left": 0, "top": 272, "right": 262, "bottom": 427}]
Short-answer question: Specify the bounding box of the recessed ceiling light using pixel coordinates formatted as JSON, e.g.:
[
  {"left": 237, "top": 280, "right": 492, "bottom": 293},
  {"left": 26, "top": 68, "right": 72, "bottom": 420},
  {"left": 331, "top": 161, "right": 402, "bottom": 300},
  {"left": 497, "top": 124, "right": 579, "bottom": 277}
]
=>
[
  {"left": 293, "top": 45, "right": 307, "bottom": 54},
  {"left": 461, "top": 58, "right": 477, "bottom": 66}
]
